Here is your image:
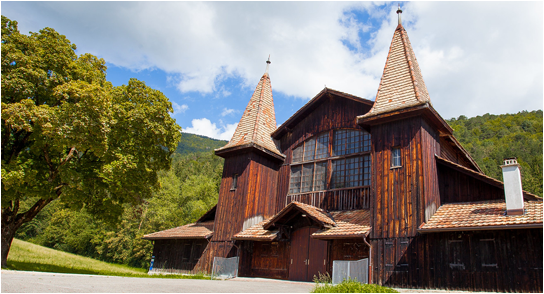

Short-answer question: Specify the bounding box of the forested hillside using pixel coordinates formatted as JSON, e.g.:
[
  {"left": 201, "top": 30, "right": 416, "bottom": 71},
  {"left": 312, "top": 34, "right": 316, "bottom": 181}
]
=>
[
  {"left": 13, "top": 110, "right": 542, "bottom": 269},
  {"left": 446, "top": 110, "right": 543, "bottom": 196},
  {"left": 176, "top": 133, "right": 227, "bottom": 155}
]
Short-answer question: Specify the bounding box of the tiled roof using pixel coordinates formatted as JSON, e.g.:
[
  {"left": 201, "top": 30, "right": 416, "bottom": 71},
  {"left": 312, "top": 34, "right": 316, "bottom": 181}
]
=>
[
  {"left": 359, "top": 24, "right": 430, "bottom": 119},
  {"left": 312, "top": 210, "right": 371, "bottom": 239},
  {"left": 232, "top": 219, "right": 279, "bottom": 241},
  {"left": 215, "top": 71, "right": 283, "bottom": 157},
  {"left": 264, "top": 201, "right": 336, "bottom": 229},
  {"left": 419, "top": 200, "right": 543, "bottom": 233},
  {"left": 142, "top": 221, "right": 214, "bottom": 240}
]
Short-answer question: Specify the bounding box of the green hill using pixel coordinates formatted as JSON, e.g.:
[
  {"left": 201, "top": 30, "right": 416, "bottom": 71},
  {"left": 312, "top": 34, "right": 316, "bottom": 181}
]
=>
[
  {"left": 5, "top": 238, "right": 147, "bottom": 276},
  {"left": 176, "top": 133, "right": 228, "bottom": 155},
  {"left": 447, "top": 110, "right": 543, "bottom": 196}
]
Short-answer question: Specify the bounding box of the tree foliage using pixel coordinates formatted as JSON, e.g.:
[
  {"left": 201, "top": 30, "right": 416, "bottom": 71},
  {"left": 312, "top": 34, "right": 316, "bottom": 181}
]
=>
[
  {"left": 447, "top": 110, "right": 543, "bottom": 196},
  {"left": 1, "top": 16, "right": 181, "bottom": 266}
]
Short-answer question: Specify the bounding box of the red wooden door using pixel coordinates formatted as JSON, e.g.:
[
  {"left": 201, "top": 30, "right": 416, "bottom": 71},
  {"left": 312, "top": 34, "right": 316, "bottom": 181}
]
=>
[
  {"left": 289, "top": 227, "right": 329, "bottom": 282},
  {"left": 289, "top": 227, "right": 310, "bottom": 281},
  {"left": 307, "top": 227, "right": 328, "bottom": 281}
]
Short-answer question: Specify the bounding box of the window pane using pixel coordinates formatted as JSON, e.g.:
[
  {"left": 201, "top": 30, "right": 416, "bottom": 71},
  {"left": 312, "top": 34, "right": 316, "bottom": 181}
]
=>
[
  {"left": 289, "top": 165, "right": 302, "bottom": 194},
  {"left": 392, "top": 148, "right": 401, "bottom": 167},
  {"left": 301, "top": 164, "right": 314, "bottom": 192},
  {"left": 346, "top": 130, "right": 362, "bottom": 154},
  {"left": 314, "top": 162, "right": 327, "bottom": 191},
  {"left": 333, "top": 129, "right": 371, "bottom": 156},
  {"left": 333, "top": 130, "right": 348, "bottom": 156},
  {"left": 315, "top": 133, "right": 329, "bottom": 159},
  {"left": 292, "top": 144, "right": 303, "bottom": 163},
  {"left": 345, "top": 157, "right": 363, "bottom": 187},
  {"left": 362, "top": 132, "right": 371, "bottom": 152},
  {"left": 303, "top": 138, "right": 316, "bottom": 161},
  {"left": 363, "top": 155, "right": 371, "bottom": 186},
  {"left": 331, "top": 159, "right": 346, "bottom": 188}
]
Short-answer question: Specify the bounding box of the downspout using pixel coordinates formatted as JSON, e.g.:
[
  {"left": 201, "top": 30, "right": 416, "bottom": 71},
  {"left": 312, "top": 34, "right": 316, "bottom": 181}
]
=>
[{"left": 362, "top": 235, "right": 372, "bottom": 284}]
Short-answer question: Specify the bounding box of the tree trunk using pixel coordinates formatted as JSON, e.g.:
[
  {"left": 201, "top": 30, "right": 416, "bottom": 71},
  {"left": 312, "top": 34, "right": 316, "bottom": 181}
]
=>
[
  {"left": 1, "top": 198, "right": 54, "bottom": 267},
  {"left": 1, "top": 219, "right": 22, "bottom": 268}
]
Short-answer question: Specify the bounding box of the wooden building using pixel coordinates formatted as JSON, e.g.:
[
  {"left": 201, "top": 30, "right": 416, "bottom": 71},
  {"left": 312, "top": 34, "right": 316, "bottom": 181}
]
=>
[{"left": 143, "top": 9, "right": 542, "bottom": 292}]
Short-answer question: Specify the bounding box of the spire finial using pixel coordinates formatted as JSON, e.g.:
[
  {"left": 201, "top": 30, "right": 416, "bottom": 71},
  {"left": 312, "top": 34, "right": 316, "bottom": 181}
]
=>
[
  {"left": 265, "top": 55, "right": 271, "bottom": 74},
  {"left": 396, "top": 4, "right": 403, "bottom": 26}
]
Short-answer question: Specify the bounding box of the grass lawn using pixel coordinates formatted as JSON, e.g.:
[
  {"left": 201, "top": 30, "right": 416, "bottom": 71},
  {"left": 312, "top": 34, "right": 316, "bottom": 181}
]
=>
[{"left": 4, "top": 238, "right": 208, "bottom": 279}]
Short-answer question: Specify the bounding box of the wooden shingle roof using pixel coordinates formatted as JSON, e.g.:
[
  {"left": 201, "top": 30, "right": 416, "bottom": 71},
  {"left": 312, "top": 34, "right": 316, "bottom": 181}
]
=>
[
  {"left": 215, "top": 70, "right": 284, "bottom": 159},
  {"left": 359, "top": 23, "right": 430, "bottom": 119},
  {"left": 312, "top": 210, "right": 371, "bottom": 239},
  {"left": 142, "top": 221, "right": 214, "bottom": 240},
  {"left": 232, "top": 219, "right": 278, "bottom": 241},
  {"left": 263, "top": 201, "right": 336, "bottom": 230},
  {"left": 419, "top": 200, "right": 543, "bottom": 233}
]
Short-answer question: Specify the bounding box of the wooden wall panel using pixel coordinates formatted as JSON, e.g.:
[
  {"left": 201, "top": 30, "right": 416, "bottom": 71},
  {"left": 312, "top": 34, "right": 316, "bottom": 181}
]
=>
[
  {"left": 275, "top": 94, "right": 372, "bottom": 213},
  {"left": 370, "top": 117, "right": 423, "bottom": 239},
  {"left": 437, "top": 164, "right": 505, "bottom": 203},
  {"left": 421, "top": 120, "right": 441, "bottom": 222},
  {"left": 213, "top": 151, "right": 280, "bottom": 243},
  {"left": 373, "top": 229, "right": 543, "bottom": 293},
  {"left": 247, "top": 241, "right": 290, "bottom": 280},
  {"left": 151, "top": 239, "right": 208, "bottom": 274},
  {"left": 285, "top": 187, "right": 370, "bottom": 211},
  {"left": 439, "top": 137, "right": 473, "bottom": 169}
]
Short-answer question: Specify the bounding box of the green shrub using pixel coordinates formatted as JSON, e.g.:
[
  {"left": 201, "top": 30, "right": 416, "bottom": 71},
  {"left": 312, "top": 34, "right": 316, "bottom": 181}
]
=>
[{"left": 312, "top": 277, "right": 398, "bottom": 293}]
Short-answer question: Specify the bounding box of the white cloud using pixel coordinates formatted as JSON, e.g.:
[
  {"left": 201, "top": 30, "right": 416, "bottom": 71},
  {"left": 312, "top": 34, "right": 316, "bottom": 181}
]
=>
[
  {"left": 221, "top": 108, "right": 237, "bottom": 117},
  {"left": 171, "top": 102, "right": 189, "bottom": 114},
  {"left": 184, "top": 118, "right": 237, "bottom": 141},
  {"left": 3, "top": 1, "right": 541, "bottom": 119}
]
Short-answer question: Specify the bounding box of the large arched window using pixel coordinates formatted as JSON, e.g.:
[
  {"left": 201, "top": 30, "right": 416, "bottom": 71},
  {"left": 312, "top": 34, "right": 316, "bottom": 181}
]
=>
[{"left": 288, "top": 129, "right": 371, "bottom": 194}]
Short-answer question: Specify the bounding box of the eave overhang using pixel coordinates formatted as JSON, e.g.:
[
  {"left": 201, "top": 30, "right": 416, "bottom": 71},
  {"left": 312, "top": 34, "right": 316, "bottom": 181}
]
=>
[
  {"left": 357, "top": 102, "right": 453, "bottom": 136},
  {"left": 418, "top": 223, "right": 543, "bottom": 234},
  {"left": 214, "top": 142, "right": 285, "bottom": 162}
]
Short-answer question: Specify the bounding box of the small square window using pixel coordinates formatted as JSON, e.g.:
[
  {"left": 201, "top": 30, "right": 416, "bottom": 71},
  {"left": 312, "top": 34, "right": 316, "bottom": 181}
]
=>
[{"left": 391, "top": 147, "right": 401, "bottom": 168}]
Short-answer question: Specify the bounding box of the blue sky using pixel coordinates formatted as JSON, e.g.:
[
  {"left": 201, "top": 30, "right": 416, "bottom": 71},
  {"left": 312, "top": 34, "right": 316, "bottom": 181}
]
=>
[{"left": 2, "top": 1, "right": 542, "bottom": 140}]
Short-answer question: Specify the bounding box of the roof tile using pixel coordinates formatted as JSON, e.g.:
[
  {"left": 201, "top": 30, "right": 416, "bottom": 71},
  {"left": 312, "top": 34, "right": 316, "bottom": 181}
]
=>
[
  {"left": 142, "top": 221, "right": 214, "bottom": 240},
  {"left": 215, "top": 72, "right": 283, "bottom": 157},
  {"left": 360, "top": 25, "right": 430, "bottom": 119},
  {"left": 420, "top": 200, "right": 543, "bottom": 232}
]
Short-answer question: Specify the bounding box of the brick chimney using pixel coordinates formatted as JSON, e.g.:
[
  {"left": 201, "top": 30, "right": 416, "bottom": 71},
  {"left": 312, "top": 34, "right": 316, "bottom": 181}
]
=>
[{"left": 500, "top": 158, "right": 524, "bottom": 215}]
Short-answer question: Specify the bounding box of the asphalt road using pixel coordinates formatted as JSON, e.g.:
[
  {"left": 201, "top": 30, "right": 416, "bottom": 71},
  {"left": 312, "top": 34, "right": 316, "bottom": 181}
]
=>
[{"left": 1, "top": 270, "right": 314, "bottom": 293}]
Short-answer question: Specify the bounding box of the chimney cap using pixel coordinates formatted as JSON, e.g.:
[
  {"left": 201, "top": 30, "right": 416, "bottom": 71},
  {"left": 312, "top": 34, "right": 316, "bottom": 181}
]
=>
[{"left": 501, "top": 158, "right": 519, "bottom": 167}]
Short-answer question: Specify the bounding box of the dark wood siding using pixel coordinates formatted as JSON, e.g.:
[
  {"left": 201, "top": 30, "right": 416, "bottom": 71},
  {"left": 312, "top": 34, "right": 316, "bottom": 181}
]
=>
[
  {"left": 376, "top": 229, "right": 543, "bottom": 293},
  {"left": 371, "top": 117, "right": 424, "bottom": 239},
  {"left": 421, "top": 120, "right": 441, "bottom": 222},
  {"left": 275, "top": 94, "right": 373, "bottom": 213},
  {"left": 437, "top": 163, "right": 505, "bottom": 203},
  {"left": 151, "top": 239, "right": 208, "bottom": 273},
  {"left": 213, "top": 151, "right": 280, "bottom": 243}
]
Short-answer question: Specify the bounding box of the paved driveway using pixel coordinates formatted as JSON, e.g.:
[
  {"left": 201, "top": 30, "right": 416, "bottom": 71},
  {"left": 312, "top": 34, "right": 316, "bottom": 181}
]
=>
[{"left": 1, "top": 270, "right": 314, "bottom": 293}]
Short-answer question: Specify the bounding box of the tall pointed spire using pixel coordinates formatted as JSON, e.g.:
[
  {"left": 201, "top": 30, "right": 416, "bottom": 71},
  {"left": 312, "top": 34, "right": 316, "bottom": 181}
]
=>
[
  {"left": 359, "top": 7, "right": 431, "bottom": 119},
  {"left": 215, "top": 57, "right": 283, "bottom": 158},
  {"left": 396, "top": 4, "right": 403, "bottom": 26}
]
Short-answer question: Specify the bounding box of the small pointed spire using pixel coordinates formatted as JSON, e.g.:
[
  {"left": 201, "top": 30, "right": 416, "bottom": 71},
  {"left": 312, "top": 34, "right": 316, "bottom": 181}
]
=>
[
  {"left": 396, "top": 4, "right": 403, "bottom": 26},
  {"left": 265, "top": 55, "right": 271, "bottom": 74}
]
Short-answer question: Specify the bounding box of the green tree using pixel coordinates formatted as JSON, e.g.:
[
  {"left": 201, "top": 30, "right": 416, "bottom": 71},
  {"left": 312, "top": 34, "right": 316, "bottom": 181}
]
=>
[{"left": 1, "top": 16, "right": 181, "bottom": 266}]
